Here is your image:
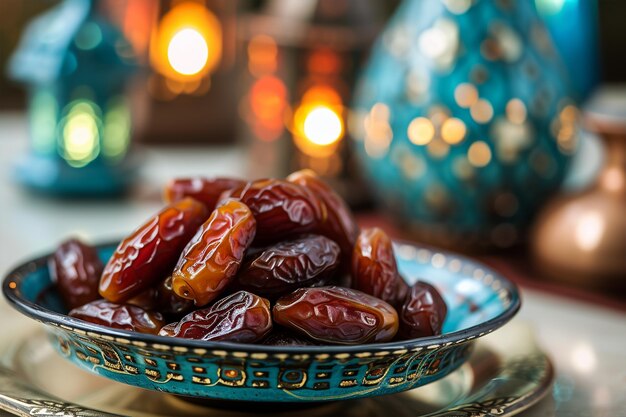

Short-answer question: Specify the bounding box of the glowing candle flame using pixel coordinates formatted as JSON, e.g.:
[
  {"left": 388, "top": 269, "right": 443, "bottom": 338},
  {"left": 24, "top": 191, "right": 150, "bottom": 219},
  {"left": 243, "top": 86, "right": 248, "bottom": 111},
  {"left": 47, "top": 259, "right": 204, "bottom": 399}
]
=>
[
  {"left": 151, "top": 2, "right": 222, "bottom": 89},
  {"left": 303, "top": 106, "right": 343, "bottom": 146},
  {"left": 167, "top": 28, "right": 209, "bottom": 76},
  {"left": 292, "top": 87, "right": 344, "bottom": 158}
]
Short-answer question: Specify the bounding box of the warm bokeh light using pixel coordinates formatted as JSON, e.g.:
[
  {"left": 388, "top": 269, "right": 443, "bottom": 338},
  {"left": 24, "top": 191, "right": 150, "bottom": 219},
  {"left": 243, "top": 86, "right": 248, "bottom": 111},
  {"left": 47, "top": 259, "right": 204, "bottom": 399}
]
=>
[
  {"left": 167, "top": 28, "right": 209, "bottom": 76},
  {"left": 61, "top": 100, "right": 101, "bottom": 167},
  {"left": 293, "top": 86, "right": 344, "bottom": 158},
  {"left": 454, "top": 83, "right": 478, "bottom": 108},
  {"left": 575, "top": 211, "right": 605, "bottom": 252},
  {"left": 151, "top": 2, "right": 221, "bottom": 86},
  {"left": 408, "top": 117, "right": 435, "bottom": 145},
  {"left": 467, "top": 141, "right": 492, "bottom": 167},
  {"left": 303, "top": 107, "right": 343, "bottom": 146},
  {"left": 248, "top": 35, "right": 278, "bottom": 77},
  {"left": 248, "top": 76, "right": 288, "bottom": 141},
  {"left": 441, "top": 117, "right": 466, "bottom": 144},
  {"left": 363, "top": 103, "right": 393, "bottom": 158}
]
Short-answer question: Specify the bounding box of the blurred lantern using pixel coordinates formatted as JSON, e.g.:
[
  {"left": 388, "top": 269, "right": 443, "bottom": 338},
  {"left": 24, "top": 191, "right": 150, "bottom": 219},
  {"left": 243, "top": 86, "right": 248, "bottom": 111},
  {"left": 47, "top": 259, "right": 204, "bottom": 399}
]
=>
[
  {"left": 532, "top": 88, "right": 626, "bottom": 291},
  {"left": 239, "top": 0, "right": 385, "bottom": 205},
  {"left": 352, "top": 0, "right": 577, "bottom": 249},
  {"left": 536, "top": 0, "right": 600, "bottom": 101},
  {"left": 8, "top": 0, "right": 139, "bottom": 195},
  {"left": 142, "top": 0, "right": 237, "bottom": 143}
]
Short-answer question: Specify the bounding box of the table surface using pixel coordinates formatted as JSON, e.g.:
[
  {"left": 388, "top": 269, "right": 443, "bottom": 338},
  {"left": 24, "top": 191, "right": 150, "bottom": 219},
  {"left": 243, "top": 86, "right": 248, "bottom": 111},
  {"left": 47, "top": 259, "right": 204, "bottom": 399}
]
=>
[{"left": 0, "top": 113, "right": 625, "bottom": 417}]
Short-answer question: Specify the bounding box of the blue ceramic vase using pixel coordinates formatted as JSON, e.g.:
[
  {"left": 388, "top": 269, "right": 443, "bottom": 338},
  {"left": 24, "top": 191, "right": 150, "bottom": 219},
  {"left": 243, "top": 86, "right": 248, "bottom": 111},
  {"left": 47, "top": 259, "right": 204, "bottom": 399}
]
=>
[{"left": 352, "top": 0, "right": 577, "bottom": 248}]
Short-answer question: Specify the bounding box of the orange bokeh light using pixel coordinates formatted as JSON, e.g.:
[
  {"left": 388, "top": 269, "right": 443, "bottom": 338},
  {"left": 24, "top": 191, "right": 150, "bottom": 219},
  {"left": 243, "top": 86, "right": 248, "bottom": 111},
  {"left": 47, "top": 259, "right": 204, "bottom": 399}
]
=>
[
  {"left": 248, "top": 76, "right": 288, "bottom": 141},
  {"left": 150, "top": 2, "right": 222, "bottom": 83},
  {"left": 248, "top": 34, "right": 278, "bottom": 77},
  {"left": 292, "top": 86, "right": 345, "bottom": 158}
]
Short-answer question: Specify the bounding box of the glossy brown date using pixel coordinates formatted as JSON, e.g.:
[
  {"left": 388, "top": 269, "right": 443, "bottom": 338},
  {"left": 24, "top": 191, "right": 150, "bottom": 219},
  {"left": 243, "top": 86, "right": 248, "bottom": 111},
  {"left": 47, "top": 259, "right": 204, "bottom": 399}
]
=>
[
  {"left": 236, "top": 235, "right": 340, "bottom": 298},
  {"left": 273, "top": 286, "right": 398, "bottom": 345},
  {"left": 287, "top": 170, "right": 359, "bottom": 259},
  {"left": 127, "top": 276, "right": 194, "bottom": 318},
  {"left": 171, "top": 199, "right": 256, "bottom": 306},
  {"left": 221, "top": 179, "right": 327, "bottom": 244},
  {"left": 164, "top": 177, "right": 245, "bottom": 211},
  {"left": 261, "top": 330, "right": 316, "bottom": 346},
  {"left": 159, "top": 291, "right": 272, "bottom": 342},
  {"left": 69, "top": 300, "right": 165, "bottom": 335},
  {"left": 49, "top": 238, "right": 103, "bottom": 310},
  {"left": 352, "top": 228, "right": 408, "bottom": 307},
  {"left": 398, "top": 282, "right": 447, "bottom": 339},
  {"left": 99, "top": 198, "right": 209, "bottom": 303}
]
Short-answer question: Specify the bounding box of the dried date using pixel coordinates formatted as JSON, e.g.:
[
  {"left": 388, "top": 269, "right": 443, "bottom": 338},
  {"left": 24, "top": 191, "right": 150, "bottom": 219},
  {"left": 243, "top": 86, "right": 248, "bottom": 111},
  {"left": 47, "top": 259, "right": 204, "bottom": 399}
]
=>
[
  {"left": 273, "top": 286, "right": 398, "bottom": 344},
  {"left": 398, "top": 282, "right": 447, "bottom": 339},
  {"left": 159, "top": 291, "right": 272, "bottom": 342},
  {"left": 287, "top": 170, "right": 359, "bottom": 259},
  {"left": 164, "top": 177, "right": 245, "bottom": 211},
  {"left": 221, "top": 179, "right": 327, "bottom": 244},
  {"left": 261, "top": 330, "right": 316, "bottom": 346},
  {"left": 352, "top": 228, "right": 408, "bottom": 307},
  {"left": 171, "top": 199, "right": 256, "bottom": 306},
  {"left": 49, "top": 238, "right": 103, "bottom": 310},
  {"left": 99, "top": 198, "right": 209, "bottom": 303},
  {"left": 235, "top": 235, "right": 340, "bottom": 298},
  {"left": 69, "top": 300, "right": 165, "bottom": 335},
  {"left": 127, "top": 276, "right": 194, "bottom": 318}
]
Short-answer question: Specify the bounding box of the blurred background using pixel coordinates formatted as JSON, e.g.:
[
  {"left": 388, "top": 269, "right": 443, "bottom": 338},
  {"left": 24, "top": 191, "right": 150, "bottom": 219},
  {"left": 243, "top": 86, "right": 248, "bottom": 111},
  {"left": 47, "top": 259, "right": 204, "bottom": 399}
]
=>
[
  {"left": 1, "top": 0, "right": 623, "bottom": 297},
  {"left": 0, "top": 1, "right": 625, "bottom": 415}
]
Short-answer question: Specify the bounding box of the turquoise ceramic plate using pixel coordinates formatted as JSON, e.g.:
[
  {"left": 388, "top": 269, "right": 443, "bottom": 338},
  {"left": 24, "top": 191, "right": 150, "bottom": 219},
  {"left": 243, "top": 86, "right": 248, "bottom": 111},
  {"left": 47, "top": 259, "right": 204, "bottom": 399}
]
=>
[
  {"left": 2, "top": 241, "right": 520, "bottom": 404},
  {"left": 0, "top": 321, "right": 553, "bottom": 416}
]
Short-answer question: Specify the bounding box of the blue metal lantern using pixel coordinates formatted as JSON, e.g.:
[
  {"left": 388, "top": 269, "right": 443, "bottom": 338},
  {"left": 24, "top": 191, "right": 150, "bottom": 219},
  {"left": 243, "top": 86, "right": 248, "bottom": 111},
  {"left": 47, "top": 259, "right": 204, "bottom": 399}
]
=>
[
  {"left": 352, "top": 0, "right": 578, "bottom": 248},
  {"left": 8, "top": 0, "right": 138, "bottom": 195}
]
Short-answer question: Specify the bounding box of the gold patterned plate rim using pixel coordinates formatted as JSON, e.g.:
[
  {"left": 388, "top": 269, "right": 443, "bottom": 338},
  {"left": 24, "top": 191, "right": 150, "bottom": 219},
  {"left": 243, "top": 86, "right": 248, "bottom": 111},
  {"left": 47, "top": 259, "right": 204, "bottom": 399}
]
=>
[{"left": 0, "top": 322, "right": 554, "bottom": 417}]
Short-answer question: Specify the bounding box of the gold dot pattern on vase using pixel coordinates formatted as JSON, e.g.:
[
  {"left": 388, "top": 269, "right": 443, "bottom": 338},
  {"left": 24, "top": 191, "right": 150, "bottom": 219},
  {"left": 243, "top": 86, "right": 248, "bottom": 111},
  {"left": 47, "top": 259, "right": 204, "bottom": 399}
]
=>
[
  {"left": 452, "top": 156, "right": 475, "bottom": 180},
  {"left": 506, "top": 99, "right": 527, "bottom": 125},
  {"left": 552, "top": 104, "right": 579, "bottom": 154},
  {"left": 443, "top": 0, "right": 473, "bottom": 14},
  {"left": 399, "top": 153, "right": 426, "bottom": 180},
  {"left": 492, "top": 118, "right": 532, "bottom": 163},
  {"left": 468, "top": 141, "right": 492, "bottom": 167},
  {"left": 454, "top": 83, "right": 479, "bottom": 108},
  {"left": 470, "top": 99, "right": 494, "bottom": 124},
  {"left": 441, "top": 118, "right": 466, "bottom": 144},
  {"left": 491, "top": 22, "right": 522, "bottom": 62},
  {"left": 418, "top": 19, "right": 459, "bottom": 71},
  {"left": 408, "top": 117, "right": 435, "bottom": 145},
  {"left": 364, "top": 103, "right": 393, "bottom": 158},
  {"left": 427, "top": 138, "right": 450, "bottom": 159}
]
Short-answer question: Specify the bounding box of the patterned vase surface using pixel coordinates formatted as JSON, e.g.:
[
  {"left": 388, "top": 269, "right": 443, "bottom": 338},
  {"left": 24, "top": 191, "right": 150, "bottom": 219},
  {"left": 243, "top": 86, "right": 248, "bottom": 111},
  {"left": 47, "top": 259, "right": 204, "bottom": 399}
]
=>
[{"left": 352, "top": 0, "right": 577, "bottom": 248}]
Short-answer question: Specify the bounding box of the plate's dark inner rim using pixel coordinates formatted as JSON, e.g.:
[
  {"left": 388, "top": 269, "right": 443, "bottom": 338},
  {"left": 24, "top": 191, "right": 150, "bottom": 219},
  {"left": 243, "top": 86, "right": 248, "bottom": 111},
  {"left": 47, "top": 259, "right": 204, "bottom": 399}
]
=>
[{"left": 2, "top": 240, "right": 521, "bottom": 354}]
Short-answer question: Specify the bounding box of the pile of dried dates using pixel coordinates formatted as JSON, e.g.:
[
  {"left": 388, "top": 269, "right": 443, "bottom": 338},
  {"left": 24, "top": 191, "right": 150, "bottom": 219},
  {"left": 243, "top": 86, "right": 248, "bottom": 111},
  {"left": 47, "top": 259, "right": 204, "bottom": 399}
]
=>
[{"left": 50, "top": 170, "right": 447, "bottom": 346}]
